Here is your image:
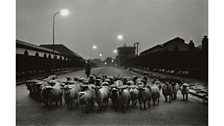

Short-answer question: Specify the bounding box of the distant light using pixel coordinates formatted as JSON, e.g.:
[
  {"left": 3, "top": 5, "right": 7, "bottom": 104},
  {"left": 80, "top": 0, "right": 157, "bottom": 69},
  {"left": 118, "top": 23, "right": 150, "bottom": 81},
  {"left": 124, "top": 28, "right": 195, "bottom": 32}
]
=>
[
  {"left": 104, "top": 62, "right": 107, "bottom": 65},
  {"left": 60, "top": 9, "right": 69, "bottom": 16},
  {"left": 111, "top": 60, "right": 114, "bottom": 62},
  {"left": 92, "top": 45, "right": 97, "bottom": 50},
  {"left": 113, "top": 49, "right": 118, "bottom": 53},
  {"left": 117, "top": 34, "right": 124, "bottom": 40},
  {"left": 99, "top": 53, "right": 102, "bottom": 57}
]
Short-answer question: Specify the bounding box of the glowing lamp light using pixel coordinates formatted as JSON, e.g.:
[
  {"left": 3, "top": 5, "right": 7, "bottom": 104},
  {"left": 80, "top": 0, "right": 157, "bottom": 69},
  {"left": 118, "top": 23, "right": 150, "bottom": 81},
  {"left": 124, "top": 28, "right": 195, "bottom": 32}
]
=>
[
  {"left": 92, "top": 45, "right": 97, "bottom": 50},
  {"left": 117, "top": 34, "right": 124, "bottom": 40},
  {"left": 60, "top": 9, "right": 69, "bottom": 16}
]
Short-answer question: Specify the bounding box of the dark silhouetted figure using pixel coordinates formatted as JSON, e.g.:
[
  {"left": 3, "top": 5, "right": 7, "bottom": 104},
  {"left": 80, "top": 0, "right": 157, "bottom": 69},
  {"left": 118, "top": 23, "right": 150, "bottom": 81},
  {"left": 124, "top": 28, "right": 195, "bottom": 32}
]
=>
[
  {"left": 202, "top": 36, "right": 208, "bottom": 81},
  {"left": 85, "top": 60, "right": 91, "bottom": 77},
  {"left": 24, "top": 50, "right": 28, "bottom": 56}
]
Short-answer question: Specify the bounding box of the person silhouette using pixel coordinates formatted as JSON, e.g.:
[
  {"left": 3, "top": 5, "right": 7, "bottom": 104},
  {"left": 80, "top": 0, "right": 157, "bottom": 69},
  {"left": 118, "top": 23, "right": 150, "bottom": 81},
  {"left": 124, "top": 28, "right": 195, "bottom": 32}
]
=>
[{"left": 85, "top": 60, "right": 91, "bottom": 77}]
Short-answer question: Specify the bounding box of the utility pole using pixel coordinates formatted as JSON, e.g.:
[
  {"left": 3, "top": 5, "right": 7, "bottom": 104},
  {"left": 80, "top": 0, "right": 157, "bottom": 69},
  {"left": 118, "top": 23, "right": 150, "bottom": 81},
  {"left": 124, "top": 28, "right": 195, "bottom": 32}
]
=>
[{"left": 134, "top": 42, "right": 139, "bottom": 56}]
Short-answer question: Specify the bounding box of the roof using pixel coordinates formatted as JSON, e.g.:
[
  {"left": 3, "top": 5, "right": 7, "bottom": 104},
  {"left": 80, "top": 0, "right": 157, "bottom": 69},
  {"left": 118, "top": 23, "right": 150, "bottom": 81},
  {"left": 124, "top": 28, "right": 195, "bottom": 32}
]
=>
[
  {"left": 140, "top": 45, "right": 162, "bottom": 55},
  {"left": 40, "top": 44, "right": 82, "bottom": 58},
  {"left": 162, "top": 37, "right": 184, "bottom": 46},
  {"left": 16, "top": 40, "right": 61, "bottom": 54},
  {"left": 117, "top": 46, "right": 135, "bottom": 49}
]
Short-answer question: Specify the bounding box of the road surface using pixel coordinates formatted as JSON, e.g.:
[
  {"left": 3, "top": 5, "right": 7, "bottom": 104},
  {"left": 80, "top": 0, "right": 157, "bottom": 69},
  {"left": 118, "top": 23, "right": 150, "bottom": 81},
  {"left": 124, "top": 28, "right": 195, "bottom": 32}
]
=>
[{"left": 16, "top": 67, "right": 208, "bottom": 126}]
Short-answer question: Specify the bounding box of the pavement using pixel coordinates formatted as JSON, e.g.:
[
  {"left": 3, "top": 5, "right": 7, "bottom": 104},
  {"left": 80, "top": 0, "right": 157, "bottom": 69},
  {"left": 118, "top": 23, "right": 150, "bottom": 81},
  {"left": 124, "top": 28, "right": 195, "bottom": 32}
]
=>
[
  {"left": 129, "top": 68, "right": 208, "bottom": 103},
  {"left": 16, "top": 67, "right": 208, "bottom": 126}
]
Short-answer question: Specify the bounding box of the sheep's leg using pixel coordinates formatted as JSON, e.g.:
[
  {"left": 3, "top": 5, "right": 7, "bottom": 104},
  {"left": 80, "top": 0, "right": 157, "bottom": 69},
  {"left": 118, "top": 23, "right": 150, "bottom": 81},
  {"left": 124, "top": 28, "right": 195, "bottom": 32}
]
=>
[
  {"left": 165, "top": 96, "right": 167, "bottom": 102},
  {"left": 127, "top": 100, "right": 130, "bottom": 110},
  {"left": 134, "top": 100, "right": 137, "bottom": 107},
  {"left": 186, "top": 94, "right": 188, "bottom": 101},
  {"left": 148, "top": 99, "right": 151, "bottom": 108},
  {"left": 144, "top": 102, "right": 146, "bottom": 110},
  {"left": 183, "top": 94, "right": 185, "bottom": 101},
  {"left": 139, "top": 101, "right": 142, "bottom": 110}
]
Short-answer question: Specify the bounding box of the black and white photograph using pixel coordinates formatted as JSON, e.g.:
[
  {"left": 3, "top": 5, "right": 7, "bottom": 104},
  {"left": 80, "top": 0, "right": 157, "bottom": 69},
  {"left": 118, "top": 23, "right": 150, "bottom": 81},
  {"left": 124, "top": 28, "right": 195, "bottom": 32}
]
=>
[{"left": 14, "top": 0, "right": 209, "bottom": 125}]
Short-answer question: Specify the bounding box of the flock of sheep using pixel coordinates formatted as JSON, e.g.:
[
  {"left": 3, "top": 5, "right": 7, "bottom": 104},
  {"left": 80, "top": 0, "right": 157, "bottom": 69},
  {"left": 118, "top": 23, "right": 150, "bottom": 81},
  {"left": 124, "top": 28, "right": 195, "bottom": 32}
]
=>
[{"left": 26, "top": 74, "right": 189, "bottom": 113}]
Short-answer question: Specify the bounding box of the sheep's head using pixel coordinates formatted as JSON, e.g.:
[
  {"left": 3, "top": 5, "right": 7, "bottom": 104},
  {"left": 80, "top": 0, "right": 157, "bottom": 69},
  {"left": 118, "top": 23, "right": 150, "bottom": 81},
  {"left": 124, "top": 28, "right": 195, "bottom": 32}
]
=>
[
  {"left": 110, "top": 87, "right": 118, "bottom": 95},
  {"left": 92, "top": 86, "right": 102, "bottom": 93},
  {"left": 80, "top": 85, "right": 89, "bottom": 91}
]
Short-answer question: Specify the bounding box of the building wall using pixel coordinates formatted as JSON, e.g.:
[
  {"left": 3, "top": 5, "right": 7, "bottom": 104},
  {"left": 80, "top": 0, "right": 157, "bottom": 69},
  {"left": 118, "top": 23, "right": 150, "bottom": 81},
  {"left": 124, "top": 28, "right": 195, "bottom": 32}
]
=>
[
  {"left": 16, "top": 44, "right": 84, "bottom": 77},
  {"left": 16, "top": 47, "right": 66, "bottom": 60},
  {"left": 161, "top": 41, "right": 188, "bottom": 52},
  {"left": 117, "top": 46, "right": 136, "bottom": 66}
]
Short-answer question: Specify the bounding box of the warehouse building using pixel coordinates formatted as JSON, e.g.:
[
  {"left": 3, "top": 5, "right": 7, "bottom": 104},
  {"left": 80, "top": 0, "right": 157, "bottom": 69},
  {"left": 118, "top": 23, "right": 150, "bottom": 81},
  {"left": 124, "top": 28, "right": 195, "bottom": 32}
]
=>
[{"left": 16, "top": 40, "right": 84, "bottom": 77}]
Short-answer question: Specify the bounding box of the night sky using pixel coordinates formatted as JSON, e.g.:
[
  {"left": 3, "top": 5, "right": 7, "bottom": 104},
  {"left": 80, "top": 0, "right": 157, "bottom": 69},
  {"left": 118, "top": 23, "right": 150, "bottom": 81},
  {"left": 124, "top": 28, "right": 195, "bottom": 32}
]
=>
[{"left": 16, "top": 0, "right": 208, "bottom": 59}]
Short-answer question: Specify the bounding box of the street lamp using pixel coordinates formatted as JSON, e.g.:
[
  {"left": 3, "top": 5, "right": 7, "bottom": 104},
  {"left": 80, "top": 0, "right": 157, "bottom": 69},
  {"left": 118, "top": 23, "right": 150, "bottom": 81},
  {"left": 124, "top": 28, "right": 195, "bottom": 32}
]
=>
[
  {"left": 99, "top": 53, "right": 102, "bottom": 57},
  {"left": 92, "top": 45, "right": 97, "bottom": 50},
  {"left": 113, "top": 49, "right": 118, "bottom": 54},
  {"left": 53, "top": 9, "right": 69, "bottom": 56},
  {"left": 52, "top": 9, "right": 69, "bottom": 71},
  {"left": 89, "top": 45, "right": 97, "bottom": 60},
  {"left": 117, "top": 34, "right": 127, "bottom": 46},
  {"left": 61, "top": 9, "right": 69, "bottom": 16},
  {"left": 117, "top": 34, "right": 123, "bottom": 40}
]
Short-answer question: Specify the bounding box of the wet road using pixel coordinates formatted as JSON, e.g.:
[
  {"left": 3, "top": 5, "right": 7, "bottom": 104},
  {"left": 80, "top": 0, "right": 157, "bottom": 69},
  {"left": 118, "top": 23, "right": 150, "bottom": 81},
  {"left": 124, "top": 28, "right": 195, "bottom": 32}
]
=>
[{"left": 16, "top": 67, "right": 208, "bottom": 126}]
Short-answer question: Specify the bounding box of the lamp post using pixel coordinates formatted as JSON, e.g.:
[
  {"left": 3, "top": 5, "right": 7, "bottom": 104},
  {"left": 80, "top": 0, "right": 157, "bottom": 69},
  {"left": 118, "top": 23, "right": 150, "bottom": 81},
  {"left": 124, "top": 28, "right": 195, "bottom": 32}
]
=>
[{"left": 53, "top": 9, "right": 69, "bottom": 58}]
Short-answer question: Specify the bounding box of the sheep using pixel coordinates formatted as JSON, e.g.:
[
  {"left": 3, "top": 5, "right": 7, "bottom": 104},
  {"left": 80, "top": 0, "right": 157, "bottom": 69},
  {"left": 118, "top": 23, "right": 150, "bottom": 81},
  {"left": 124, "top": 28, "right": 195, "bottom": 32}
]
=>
[
  {"left": 26, "top": 80, "right": 39, "bottom": 97},
  {"left": 62, "top": 84, "right": 81, "bottom": 109},
  {"left": 110, "top": 87, "right": 119, "bottom": 109},
  {"left": 153, "top": 80, "right": 162, "bottom": 91},
  {"left": 150, "top": 84, "right": 160, "bottom": 106},
  {"left": 171, "top": 82, "right": 179, "bottom": 100},
  {"left": 78, "top": 85, "right": 95, "bottom": 112},
  {"left": 181, "top": 83, "right": 189, "bottom": 101},
  {"left": 138, "top": 86, "right": 151, "bottom": 110},
  {"left": 126, "top": 80, "right": 135, "bottom": 86},
  {"left": 162, "top": 82, "right": 173, "bottom": 103},
  {"left": 26, "top": 80, "right": 49, "bottom": 101},
  {"left": 114, "top": 80, "right": 124, "bottom": 87},
  {"left": 117, "top": 86, "right": 131, "bottom": 113},
  {"left": 129, "top": 85, "right": 139, "bottom": 108},
  {"left": 44, "top": 82, "right": 63, "bottom": 106},
  {"left": 92, "top": 82, "right": 110, "bottom": 111}
]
